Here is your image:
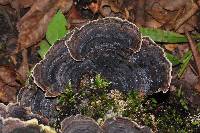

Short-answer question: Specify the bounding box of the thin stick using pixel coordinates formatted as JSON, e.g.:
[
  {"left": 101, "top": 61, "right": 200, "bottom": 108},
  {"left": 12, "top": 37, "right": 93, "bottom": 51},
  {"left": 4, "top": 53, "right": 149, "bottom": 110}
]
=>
[{"left": 185, "top": 31, "right": 200, "bottom": 76}]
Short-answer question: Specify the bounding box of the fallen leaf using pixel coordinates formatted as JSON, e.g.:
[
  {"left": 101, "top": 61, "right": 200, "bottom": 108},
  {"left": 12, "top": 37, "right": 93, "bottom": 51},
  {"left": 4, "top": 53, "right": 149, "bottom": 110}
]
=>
[
  {"left": 195, "top": 80, "right": 200, "bottom": 93},
  {"left": 0, "top": 0, "right": 9, "bottom": 5},
  {"left": 37, "top": 40, "right": 51, "bottom": 59},
  {"left": 165, "top": 53, "right": 181, "bottom": 66},
  {"left": 159, "top": 0, "right": 188, "bottom": 11},
  {"left": 145, "top": 0, "right": 198, "bottom": 33},
  {"left": 46, "top": 10, "right": 68, "bottom": 45},
  {"left": 99, "top": 0, "right": 126, "bottom": 18},
  {"left": 140, "top": 27, "right": 187, "bottom": 43},
  {"left": 178, "top": 50, "right": 192, "bottom": 78},
  {"left": 12, "top": 0, "right": 34, "bottom": 8},
  {"left": 183, "top": 66, "right": 199, "bottom": 86},
  {"left": 145, "top": 2, "right": 176, "bottom": 24},
  {"left": 0, "top": 66, "right": 22, "bottom": 103},
  {"left": 0, "top": 0, "right": 34, "bottom": 8},
  {"left": 88, "top": 1, "right": 100, "bottom": 14},
  {"left": 174, "top": 2, "right": 199, "bottom": 31},
  {"left": 16, "top": 0, "right": 73, "bottom": 51},
  {"left": 17, "top": 49, "right": 29, "bottom": 81},
  {"left": 164, "top": 44, "right": 177, "bottom": 51},
  {"left": 144, "top": 15, "right": 162, "bottom": 28},
  {"left": 135, "top": 0, "right": 145, "bottom": 26}
]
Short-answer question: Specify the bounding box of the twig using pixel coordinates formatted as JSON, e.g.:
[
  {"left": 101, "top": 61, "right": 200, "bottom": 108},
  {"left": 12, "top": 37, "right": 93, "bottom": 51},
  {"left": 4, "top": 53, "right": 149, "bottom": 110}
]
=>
[
  {"left": 185, "top": 31, "right": 200, "bottom": 76},
  {"left": 174, "top": 2, "right": 199, "bottom": 30}
]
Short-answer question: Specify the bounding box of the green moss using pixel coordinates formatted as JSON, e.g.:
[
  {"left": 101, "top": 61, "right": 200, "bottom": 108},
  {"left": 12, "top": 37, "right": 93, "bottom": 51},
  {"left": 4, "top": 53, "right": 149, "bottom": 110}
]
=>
[
  {"left": 56, "top": 76, "right": 199, "bottom": 132},
  {"left": 93, "top": 74, "right": 111, "bottom": 89}
]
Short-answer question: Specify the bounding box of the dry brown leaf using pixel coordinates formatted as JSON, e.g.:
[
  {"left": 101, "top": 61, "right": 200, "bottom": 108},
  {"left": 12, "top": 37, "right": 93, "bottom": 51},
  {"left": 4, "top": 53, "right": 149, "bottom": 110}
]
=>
[
  {"left": 0, "top": 0, "right": 34, "bottom": 8},
  {"left": 99, "top": 0, "right": 126, "bottom": 18},
  {"left": 145, "top": 0, "right": 198, "bottom": 32},
  {"left": 17, "top": 49, "right": 29, "bottom": 81},
  {"left": 56, "top": 0, "right": 73, "bottom": 13},
  {"left": 145, "top": 2, "right": 175, "bottom": 24},
  {"left": 195, "top": 80, "right": 200, "bottom": 93},
  {"left": 174, "top": 2, "right": 199, "bottom": 31},
  {"left": 159, "top": 0, "right": 188, "bottom": 11},
  {"left": 0, "top": 66, "right": 22, "bottom": 103},
  {"left": 135, "top": 0, "right": 145, "bottom": 26},
  {"left": 16, "top": 0, "right": 73, "bottom": 51},
  {"left": 164, "top": 44, "right": 177, "bottom": 52},
  {"left": 0, "top": 0, "right": 9, "bottom": 5},
  {"left": 176, "top": 15, "right": 198, "bottom": 33},
  {"left": 198, "top": 0, "right": 200, "bottom": 6},
  {"left": 183, "top": 66, "right": 199, "bottom": 86},
  {"left": 145, "top": 15, "right": 162, "bottom": 28},
  {"left": 88, "top": 2, "right": 100, "bottom": 14}
]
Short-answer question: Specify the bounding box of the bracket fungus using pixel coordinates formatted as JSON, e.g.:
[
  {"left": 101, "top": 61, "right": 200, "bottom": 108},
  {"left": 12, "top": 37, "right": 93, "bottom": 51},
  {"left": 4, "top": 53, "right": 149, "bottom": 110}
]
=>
[
  {"left": 17, "top": 82, "right": 57, "bottom": 122},
  {"left": 61, "top": 115, "right": 152, "bottom": 133},
  {"left": 0, "top": 102, "right": 49, "bottom": 125},
  {"left": 61, "top": 115, "right": 103, "bottom": 133},
  {"left": 102, "top": 117, "right": 152, "bottom": 133},
  {"left": 33, "top": 17, "right": 172, "bottom": 97},
  {"left": 0, "top": 117, "right": 56, "bottom": 133}
]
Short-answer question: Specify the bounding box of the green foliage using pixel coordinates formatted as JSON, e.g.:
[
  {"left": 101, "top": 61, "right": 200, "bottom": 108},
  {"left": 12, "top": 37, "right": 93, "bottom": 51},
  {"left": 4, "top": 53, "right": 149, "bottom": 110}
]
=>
[
  {"left": 140, "top": 27, "right": 188, "bottom": 43},
  {"left": 57, "top": 74, "right": 114, "bottom": 120},
  {"left": 178, "top": 51, "right": 192, "bottom": 77},
  {"left": 157, "top": 107, "right": 190, "bottom": 133},
  {"left": 140, "top": 27, "right": 200, "bottom": 43},
  {"left": 191, "top": 119, "right": 200, "bottom": 126},
  {"left": 46, "top": 10, "right": 68, "bottom": 45},
  {"left": 56, "top": 77, "right": 198, "bottom": 132},
  {"left": 156, "top": 88, "right": 191, "bottom": 132},
  {"left": 93, "top": 74, "right": 111, "bottom": 89},
  {"left": 165, "top": 53, "right": 181, "bottom": 66},
  {"left": 176, "top": 88, "right": 188, "bottom": 110},
  {"left": 37, "top": 40, "right": 51, "bottom": 59},
  {"left": 38, "top": 10, "right": 68, "bottom": 58},
  {"left": 123, "top": 91, "right": 154, "bottom": 127},
  {"left": 58, "top": 81, "right": 77, "bottom": 112},
  {"left": 198, "top": 42, "right": 200, "bottom": 50},
  {"left": 150, "top": 98, "right": 157, "bottom": 108}
]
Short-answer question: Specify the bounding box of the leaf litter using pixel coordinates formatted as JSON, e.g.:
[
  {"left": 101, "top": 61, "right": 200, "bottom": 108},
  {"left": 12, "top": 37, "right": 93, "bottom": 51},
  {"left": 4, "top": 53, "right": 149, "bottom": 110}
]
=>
[{"left": 0, "top": 0, "right": 200, "bottom": 132}]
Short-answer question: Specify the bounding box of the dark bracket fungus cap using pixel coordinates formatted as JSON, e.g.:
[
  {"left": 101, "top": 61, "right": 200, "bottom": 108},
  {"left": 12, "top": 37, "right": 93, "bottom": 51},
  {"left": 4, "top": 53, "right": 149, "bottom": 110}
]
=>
[
  {"left": 61, "top": 115, "right": 152, "bottom": 133},
  {"left": 17, "top": 84, "right": 57, "bottom": 121},
  {"left": 0, "top": 102, "right": 49, "bottom": 125},
  {"left": 66, "top": 17, "right": 142, "bottom": 61},
  {"left": 61, "top": 115, "right": 103, "bottom": 133},
  {"left": 128, "top": 37, "right": 172, "bottom": 94},
  {"left": 102, "top": 117, "right": 152, "bottom": 133},
  {"left": 33, "top": 17, "right": 172, "bottom": 97}
]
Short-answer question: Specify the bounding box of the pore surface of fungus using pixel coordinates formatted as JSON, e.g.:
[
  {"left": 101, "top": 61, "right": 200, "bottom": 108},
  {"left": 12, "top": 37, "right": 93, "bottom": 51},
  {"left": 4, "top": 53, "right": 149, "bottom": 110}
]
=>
[{"left": 33, "top": 17, "right": 172, "bottom": 97}]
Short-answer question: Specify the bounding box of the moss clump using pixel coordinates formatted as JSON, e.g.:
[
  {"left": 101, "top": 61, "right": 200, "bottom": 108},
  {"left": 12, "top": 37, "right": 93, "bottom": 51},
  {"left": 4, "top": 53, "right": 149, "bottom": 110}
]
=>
[
  {"left": 55, "top": 74, "right": 199, "bottom": 132},
  {"left": 57, "top": 74, "right": 117, "bottom": 123}
]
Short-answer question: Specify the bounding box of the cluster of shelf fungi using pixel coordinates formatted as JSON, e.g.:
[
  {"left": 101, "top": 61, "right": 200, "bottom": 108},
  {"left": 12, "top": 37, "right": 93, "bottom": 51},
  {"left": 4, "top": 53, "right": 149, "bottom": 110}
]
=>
[{"left": 0, "top": 17, "right": 171, "bottom": 133}]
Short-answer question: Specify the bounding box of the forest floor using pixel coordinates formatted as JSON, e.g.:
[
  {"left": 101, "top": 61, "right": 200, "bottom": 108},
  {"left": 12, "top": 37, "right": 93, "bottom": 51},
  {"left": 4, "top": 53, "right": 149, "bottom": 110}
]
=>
[{"left": 0, "top": 0, "right": 200, "bottom": 132}]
